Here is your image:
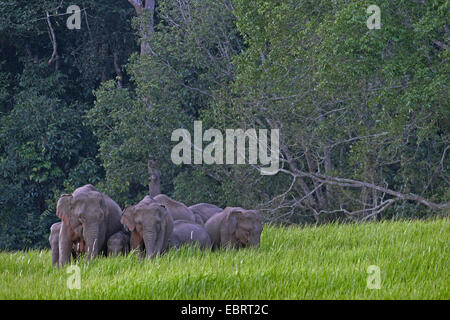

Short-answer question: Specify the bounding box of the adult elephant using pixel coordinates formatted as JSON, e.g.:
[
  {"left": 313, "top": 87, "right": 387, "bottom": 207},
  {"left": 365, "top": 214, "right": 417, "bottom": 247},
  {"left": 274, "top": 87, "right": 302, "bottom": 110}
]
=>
[
  {"left": 153, "top": 194, "right": 196, "bottom": 222},
  {"left": 121, "top": 196, "right": 173, "bottom": 258},
  {"left": 188, "top": 203, "right": 223, "bottom": 224},
  {"left": 56, "top": 184, "right": 122, "bottom": 266},
  {"left": 205, "top": 207, "right": 263, "bottom": 250},
  {"left": 168, "top": 220, "right": 212, "bottom": 250}
]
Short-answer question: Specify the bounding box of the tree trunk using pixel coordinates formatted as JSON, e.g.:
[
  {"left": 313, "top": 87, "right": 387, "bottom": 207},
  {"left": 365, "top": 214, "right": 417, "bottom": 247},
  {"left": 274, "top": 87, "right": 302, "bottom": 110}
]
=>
[
  {"left": 305, "top": 148, "right": 325, "bottom": 208},
  {"left": 323, "top": 145, "right": 333, "bottom": 201},
  {"left": 128, "top": 0, "right": 161, "bottom": 197},
  {"left": 148, "top": 157, "right": 161, "bottom": 197},
  {"left": 113, "top": 52, "right": 123, "bottom": 87},
  {"left": 128, "top": 0, "right": 155, "bottom": 55},
  {"left": 46, "top": 11, "right": 60, "bottom": 71}
]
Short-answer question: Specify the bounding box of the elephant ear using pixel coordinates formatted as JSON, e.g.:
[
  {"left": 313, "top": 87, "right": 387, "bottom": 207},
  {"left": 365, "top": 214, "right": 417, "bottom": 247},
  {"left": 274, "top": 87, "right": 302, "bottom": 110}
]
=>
[
  {"left": 228, "top": 208, "right": 253, "bottom": 242},
  {"left": 56, "top": 194, "right": 72, "bottom": 224},
  {"left": 121, "top": 206, "right": 136, "bottom": 232},
  {"left": 225, "top": 207, "right": 239, "bottom": 234},
  {"left": 98, "top": 194, "right": 106, "bottom": 221},
  {"left": 249, "top": 210, "right": 262, "bottom": 225},
  {"left": 153, "top": 204, "right": 165, "bottom": 227}
]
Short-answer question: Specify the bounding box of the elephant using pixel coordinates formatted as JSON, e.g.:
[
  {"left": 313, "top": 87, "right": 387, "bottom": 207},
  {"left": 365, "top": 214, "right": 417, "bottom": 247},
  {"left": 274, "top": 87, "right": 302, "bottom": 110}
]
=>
[
  {"left": 120, "top": 195, "right": 174, "bottom": 258},
  {"left": 204, "top": 207, "right": 263, "bottom": 250},
  {"left": 49, "top": 222, "right": 86, "bottom": 266},
  {"left": 153, "top": 194, "right": 196, "bottom": 222},
  {"left": 107, "top": 230, "right": 130, "bottom": 256},
  {"left": 188, "top": 203, "right": 223, "bottom": 224},
  {"left": 168, "top": 220, "right": 212, "bottom": 250},
  {"left": 56, "top": 184, "right": 123, "bottom": 266},
  {"left": 193, "top": 214, "right": 204, "bottom": 225}
]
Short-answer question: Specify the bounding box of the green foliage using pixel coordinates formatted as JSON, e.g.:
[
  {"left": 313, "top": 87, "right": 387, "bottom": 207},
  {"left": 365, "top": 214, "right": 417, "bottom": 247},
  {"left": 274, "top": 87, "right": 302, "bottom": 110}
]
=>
[
  {"left": 1, "top": 0, "right": 448, "bottom": 249},
  {"left": 219, "top": 0, "right": 449, "bottom": 219},
  {"left": 0, "top": 64, "right": 101, "bottom": 249},
  {"left": 0, "top": 0, "right": 137, "bottom": 249},
  {"left": 87, "top": 0, "right": 243, "bottom": 206},
  {"left": 172, "top": 169, "right": 223, "bottom": 206}
]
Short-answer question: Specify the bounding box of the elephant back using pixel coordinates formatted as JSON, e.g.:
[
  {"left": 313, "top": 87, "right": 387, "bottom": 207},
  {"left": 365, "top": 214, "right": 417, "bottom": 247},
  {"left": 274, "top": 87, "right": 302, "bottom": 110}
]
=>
[
  {"left": 189, "top": 203, "right": 223, "bottom": 223},
  {"left": 102, "top": 193, "right": 123, "bottom": 240},
  {"left": 153, "top": 194, "right": 195, "bottom": 222}
]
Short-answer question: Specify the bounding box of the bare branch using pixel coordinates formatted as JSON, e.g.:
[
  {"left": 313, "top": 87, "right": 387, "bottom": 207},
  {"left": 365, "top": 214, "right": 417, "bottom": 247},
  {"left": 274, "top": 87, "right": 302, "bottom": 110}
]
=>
[
  {"left": 46, "top": 12, "right": 59, "bottom": 69},
  {"left": 278, "top": 168, "right": 449, "bottom": 211}
]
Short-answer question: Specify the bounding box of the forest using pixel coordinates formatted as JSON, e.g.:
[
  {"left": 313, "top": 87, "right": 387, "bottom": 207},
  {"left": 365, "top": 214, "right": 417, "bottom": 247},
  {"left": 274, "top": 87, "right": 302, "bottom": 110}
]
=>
[{"left": 0, "top": 0, "right": 448, "bottom": 250}]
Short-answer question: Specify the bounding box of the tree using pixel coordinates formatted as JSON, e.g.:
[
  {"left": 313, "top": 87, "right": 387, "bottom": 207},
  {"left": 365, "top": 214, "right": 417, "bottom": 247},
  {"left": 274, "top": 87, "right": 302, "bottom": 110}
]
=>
[
  {"left": 217, "top": 0, "right": 449, "bottom": 223},
  {"left": 0, "top": 0, "right": 137, "bottom": 249},
  {"left": 88, "top": 0, "right": 242, "bottom": 206}
]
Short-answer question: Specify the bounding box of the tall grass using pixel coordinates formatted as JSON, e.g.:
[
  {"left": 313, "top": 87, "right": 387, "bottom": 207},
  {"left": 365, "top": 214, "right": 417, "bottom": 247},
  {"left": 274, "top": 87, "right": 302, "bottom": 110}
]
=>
[{"left": 0, "top": 218, "right": 448, "bottom": 299}]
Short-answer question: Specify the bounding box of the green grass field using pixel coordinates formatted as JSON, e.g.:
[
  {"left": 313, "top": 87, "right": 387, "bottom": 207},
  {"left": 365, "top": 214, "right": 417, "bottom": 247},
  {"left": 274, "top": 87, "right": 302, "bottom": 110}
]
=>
[{"left": 1, "top": 218, "right": 448, "bottom": 299}]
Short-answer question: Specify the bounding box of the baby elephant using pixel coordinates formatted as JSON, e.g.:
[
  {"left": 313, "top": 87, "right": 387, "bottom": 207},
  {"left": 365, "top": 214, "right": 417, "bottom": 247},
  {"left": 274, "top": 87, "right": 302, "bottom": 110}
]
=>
[
  {"left": 168, "top": 220, "right": 212, "bottom": 250},
  {"left": 205, "top": 207, "right": 263, "bottom": 250},
  {"left": 107, "top": 231, "right": 130, "bottom": 256},
  {"left": 49, "top": 222, "right": 85, "bottom": 266}
]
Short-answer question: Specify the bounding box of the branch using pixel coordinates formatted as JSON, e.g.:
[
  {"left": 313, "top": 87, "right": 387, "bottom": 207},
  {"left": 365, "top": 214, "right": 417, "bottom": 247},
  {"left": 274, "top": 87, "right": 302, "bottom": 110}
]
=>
[
  {"left": 279, "top": 168, "right": 450, "bottom": 211},
  {"left": 315, "top": 198, "right": 397, "bottom": 221},
  {"left": 46, "top": 12, "right": 58, "bottom": 68},
  {"left": 421, "top": 145, "right": 450, "bottom": 196},
  {"left": 196, "top": 166, "right": 226, "bottom": 182},
  {"left": 329, "top": 132, "right": 388, "bottom": 149},
  {"left": 432, "top": 39, "right": 448, "bottom": 51}
]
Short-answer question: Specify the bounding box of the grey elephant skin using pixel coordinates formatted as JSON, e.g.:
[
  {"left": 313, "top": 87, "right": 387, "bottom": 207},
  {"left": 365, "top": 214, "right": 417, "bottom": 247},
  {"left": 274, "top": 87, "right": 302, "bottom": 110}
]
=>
[
  {"left": 153, "top": 194, "right": 196, "bottom": 222},
  {"left": 188, "top": 203, "right": 223, "bottom": 224},
  {"left": 56, "top": 184, "right": 123, "bottom": 266},
  {"left": 121, "top": 196, "right": 174, "bottom": 258},
  {"left": 107, "top": 230, "right": 130, "bottom": 256},
  {"left": 49, "top": 222, "right": 86, "bottom": 266},
  {"left": 204, "top": 207, "right": 263, "bottom": 249},
  {"left": 169, "top": 220, "right": 212, "bottom": 249}
]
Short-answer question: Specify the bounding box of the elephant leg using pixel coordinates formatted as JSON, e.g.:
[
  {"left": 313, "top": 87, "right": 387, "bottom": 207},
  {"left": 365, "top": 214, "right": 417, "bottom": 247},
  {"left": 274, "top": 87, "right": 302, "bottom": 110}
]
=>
[
  {"left": 71, "top": 245, "right": 77, "bottom": 260},
  {"left": 51, "top": 242, "right": 59, "bottom": 267},
  {"left": 154, "top": 226, "right": 167, "bottom": 254}
]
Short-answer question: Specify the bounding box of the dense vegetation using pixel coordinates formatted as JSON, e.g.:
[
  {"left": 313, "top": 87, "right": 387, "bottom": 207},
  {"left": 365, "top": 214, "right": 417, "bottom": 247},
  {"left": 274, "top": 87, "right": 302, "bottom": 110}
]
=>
[
  {"left": 1, "top": 219, "right": 448, "bottom": 299},
  {"left": 1, "top": 0, "right": 448, "bottom": 250}
]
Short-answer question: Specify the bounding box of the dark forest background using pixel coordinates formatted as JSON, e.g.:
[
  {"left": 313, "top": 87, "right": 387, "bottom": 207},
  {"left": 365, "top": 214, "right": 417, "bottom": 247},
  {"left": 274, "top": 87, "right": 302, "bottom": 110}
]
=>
[{"left": 0, "top": 0, "right": 448, "bottom": 250}]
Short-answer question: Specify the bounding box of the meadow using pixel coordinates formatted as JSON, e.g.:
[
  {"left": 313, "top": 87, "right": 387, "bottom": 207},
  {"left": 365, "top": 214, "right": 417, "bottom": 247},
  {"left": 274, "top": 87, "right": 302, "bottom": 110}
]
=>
[{"left": 0, "top": 218, "right": 448, "bottom": 299}]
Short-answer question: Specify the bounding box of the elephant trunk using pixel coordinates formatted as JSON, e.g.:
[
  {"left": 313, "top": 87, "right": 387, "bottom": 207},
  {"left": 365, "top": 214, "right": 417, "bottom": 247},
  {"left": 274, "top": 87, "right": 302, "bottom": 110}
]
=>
[
  {"left": 130, "top": 231, "right": 142, "bottom": 250},
  {"left": 58, "top": 222, "right": 73, "bottom": 267},
  {"left": 143, "top": 228, "right": 158, "bottom": 259},
  {"left": 84, "top": 223, "right": 100, "bottom": 260}
]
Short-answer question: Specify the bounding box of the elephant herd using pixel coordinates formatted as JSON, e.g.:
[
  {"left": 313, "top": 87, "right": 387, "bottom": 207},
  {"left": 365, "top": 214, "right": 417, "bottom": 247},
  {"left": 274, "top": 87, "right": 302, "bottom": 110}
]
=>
[{"left": 49, "top": 184, "right": 263, "bottom": 267}]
